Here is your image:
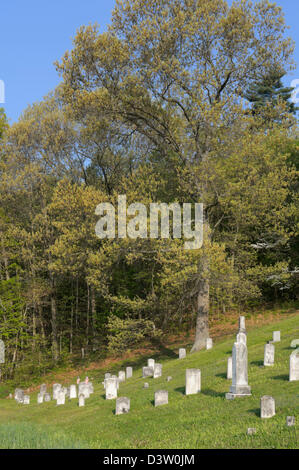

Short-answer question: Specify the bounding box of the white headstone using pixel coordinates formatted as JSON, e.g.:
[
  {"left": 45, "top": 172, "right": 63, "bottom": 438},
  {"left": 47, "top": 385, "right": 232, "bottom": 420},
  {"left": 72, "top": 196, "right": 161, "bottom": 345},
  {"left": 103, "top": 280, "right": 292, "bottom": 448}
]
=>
[
  {"left": 227, "top": 356, "right": 232, "bottom": 379},
  {"left": 226, "top": 340, "right": 251, "bottom": 398},
  {"left": 105, "top": 377, "right": 118, "bottom": 399},
  {"left": 37, "top": 393, "right": 44, "bottom": 404},
  {"left": 272, "top": 331, "right": 281, "bottom": 342},
  {"left": 14, "top": 389, "right": 24, "bottom": 403},
  {"left": 105, "top": 373, "right": 111, "bottom": 379},
  {"left": 289, "top": 349, "right": 299, "bottom": 381},
  {"left": 179, "top": 348, "right": 186, "bottom": 359},
  {"left": 142, "top": 366, "right": 154, "bottom": 378},
  {"left": 126, "top": 367, "right": 133, "bottom": 379},
  {"left": 78, "top": 383, "right": 90, "bottom": 398},
  {"left": 236, "top": 331, "right": 247, "bottom": 345},
  {"left": 153, "top": 363, "right": 162, "bottom": 378},
  {"left": 40, "top": 384, "right": 47, "bottom": 395},
  {"left": 148, "top": 358, "right": 155, "bottom": 368},
  {"left": 69, "top": 384, "right": 77, "bottom": 399},
  {"left": 143, "top": 382, "right": 149, "bottom": 389},
  {"left": 206, "top": 338, "right": 213, "bottom": 350},
  {"left": 185, "top": 369, "right": 201, "bottom": 395},
  {"left": 56, "top": 390, "right": 65, "bottom": 405},
  {"left": 44, "top": 393, "right": 51, "bottom": 402},
  {"left": 154, "top": 390, "right": 168, "bottom": 407},
  {"left": 23, "top": 395, "right": 30, "bottom": 405},
  {"left": 53, "top": 384, "right": 62, "bottom": 400},
  {"left": 239, "top": 316, "right": 246, "bottom": 332},
  {"left": 116, "top": 397, "right": 130, "bottom": 415},
  {"left": 78, "top": 393, "right": 85, "bottom": 407},
  {"left": 118, "top": 371, "right": 126, "bottom": 382},
  {"left": 260, "top": 396, "right": 275, "bottom": 418},
  {"left": 290, "top": 339, "right": 299, "bottom": 349},
  {"left": 264, "top": 342, "right": 275, "bottom": 366}
]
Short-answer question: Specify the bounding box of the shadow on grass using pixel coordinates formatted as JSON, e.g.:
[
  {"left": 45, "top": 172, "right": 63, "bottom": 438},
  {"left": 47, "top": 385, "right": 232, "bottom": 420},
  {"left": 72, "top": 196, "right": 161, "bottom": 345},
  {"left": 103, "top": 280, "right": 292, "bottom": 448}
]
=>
[
  {"left": 272, "top": 374, "right": 289, "bottom": 381},
  {"left": 201, "top": 388, "right": 225, "bottom": 398},
  {"left": 251, "top": 360, "right": 264, "bottom": 367},
  {"left": 248, "top": 408, "right": 260, "bottom": 417},
  {"left": 215, "top": 373, "right": 227, "bottom": 379},
  {"left": 174, "top": 386, "right": 185, "bottom": 395}
]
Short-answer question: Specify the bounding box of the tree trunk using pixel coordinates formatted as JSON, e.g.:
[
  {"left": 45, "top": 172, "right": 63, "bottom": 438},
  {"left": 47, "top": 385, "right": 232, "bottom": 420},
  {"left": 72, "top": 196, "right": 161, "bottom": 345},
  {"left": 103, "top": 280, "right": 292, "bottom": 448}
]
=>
[{"left": 50, "top": 276, "right": 59, "bottom": 361}]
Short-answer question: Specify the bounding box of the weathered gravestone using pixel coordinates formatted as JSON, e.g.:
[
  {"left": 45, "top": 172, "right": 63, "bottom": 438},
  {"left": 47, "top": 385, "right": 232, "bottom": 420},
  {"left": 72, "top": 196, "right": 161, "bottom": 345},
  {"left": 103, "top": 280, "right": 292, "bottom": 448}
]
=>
[
  {"left": 40, "top": 384, "right": 47, "bottom": 395},
  {"left": 148, "top": 358, "right": 155, "bottom": 368},
  {"left": 78, "top": 383, "right": 90, "bottom": 398},
  {"left": 143, "top": 382, "right": 149, "bottom": 389},
  {"left": 206, "top": 338, "right": 213, "bottom": 350},
  {"left": 289, "top": 349, "right": 299, "bottom": 381},
  {"left": 126, "top": 367, "right": 133, "bottom": 379},
  {"left": 247, "top": 428, "right": 256, "bottom": 435},
  {"left": 179, "top": 348, "right": 186, "bottom": 359},
  {"left": 78, "top": 393, "right": 85, "bottom": 407},
  {"left": 88, "top": 382, "right": 94, "bottom": 394},
  {"left": 44, "top": 393, "right": 51, "bottom": 402},
  {"left": 291, "top": 339, "right": 299, "bottom": 349},
  {"left": 53, "top": 384, "right": 62, "bottom": 400},
  {"left": 272, "top": 331, "right": 281, "bottom": 342},
  {"left": 154, "top": 363, "right": 162, "bottom": 378},
  {"left": 142, "top": 366, "right": 154, "bottom": 378},
  {"left": 260, "top": 396, "right": 275, "bottom": 418},
  {"left": 227, "top": 356, "right": 232, "bottom": 380},
  {"left": 14, "top": 389, "right": 24, "bottom": 403},
  {"left": 0, "top": 339, "right": 5, "bottom": 364},
  {"left": 56, "top": 390, "right": 66, "bottom": 405},
  {"left": 264, "top": 342, "right": 275, "bottom": 366},
  {"left": 37, "top": 393, "right": 44, "bottom": 404},
  {"left": 116, "top": 397, "right": 130, "bottom": 415},
  {"left": 286, "top": 416, "right": 295, "bottom": 426},
  {"left": 236, "top": 331, "right": 247, "bottom": 345},
  {"left": 226, "top": 340, "right": 251, "bottom": 399},
  {"left": 118, "top": 371, "right": 126, "bottom": 382},
  {"left": 105, "top": 377, "right": 118, "bottom": 400},
  {"left": 105, "top": 373, "right": 111, "bottom": 379},
  {"left": 23, "top": 395, "right": 30, "bottom": 405},
  {"left": 69, "top": 384, "right": 77, "bottom": 399},
  {"left": 239, "top": 316, "right": 246, "bottom": 332},
  {"left": 167, "top": 376, "right": 172, "bottom": 382},
  {"left": 185, "top": 369, "right": 201, "bottom": 395},
  {"left": 154, "top": 390, "right": 168, "bottom": 407}
]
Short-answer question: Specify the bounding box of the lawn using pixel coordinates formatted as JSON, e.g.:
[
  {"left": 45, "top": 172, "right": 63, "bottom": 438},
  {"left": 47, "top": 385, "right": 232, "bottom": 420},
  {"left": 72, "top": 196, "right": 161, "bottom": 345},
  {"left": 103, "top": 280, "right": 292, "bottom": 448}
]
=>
[{"left": 0, "top": 312, "right": 299, "bottom": 449}]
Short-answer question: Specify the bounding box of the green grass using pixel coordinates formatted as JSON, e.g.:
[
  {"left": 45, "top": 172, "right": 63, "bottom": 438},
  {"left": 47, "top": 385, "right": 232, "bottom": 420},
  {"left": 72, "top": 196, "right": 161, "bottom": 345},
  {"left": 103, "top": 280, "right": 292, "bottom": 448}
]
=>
[{"left": 0, "top": 313, "right": 299, "bottom": 449}]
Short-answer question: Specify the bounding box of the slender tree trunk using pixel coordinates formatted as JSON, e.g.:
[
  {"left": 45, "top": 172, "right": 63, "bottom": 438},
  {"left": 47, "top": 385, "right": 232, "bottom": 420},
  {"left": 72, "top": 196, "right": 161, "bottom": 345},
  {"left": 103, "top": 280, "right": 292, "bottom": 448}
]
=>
[
  {"left": 90, "top": 286, "right": 96, "bottom": 351},
  {"left": 50, "top": 276, "right": 59, "bottom": 361}
]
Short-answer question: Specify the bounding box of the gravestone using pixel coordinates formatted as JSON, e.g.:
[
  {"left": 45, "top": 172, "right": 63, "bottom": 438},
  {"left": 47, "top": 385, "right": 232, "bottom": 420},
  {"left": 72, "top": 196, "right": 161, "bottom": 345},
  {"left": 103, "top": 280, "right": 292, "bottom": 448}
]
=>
[
  {"left": 65, "top": 387, "right": 70, "bottom": 399},
  {"left": 44, "top": 393, "right": 51, "bottom": 402},
  {"left": 236, "top": 331, "right": 247, "bottom": 345},
  {"left": 290, "top": 339, "right": 299, "bottom": 349},
  {"left": 206, "top": 338, "right": 213, "bottom": 350},
  {"left": 0, "top": 339, "right": 5, "bottom": 364},
  {"left": 185, "top": 369, "right": 201, "bottom": 395},
  {"left": 78, "top": 393, "right": 85, "bottom": 407},
  {"left": 56, "top": 390, "right": 66, "bottom": 405},
  {"left": 154, "top": 363, "right": 162, "bottom": 378},
  {"left": 105, "top": 377, "right": 118, "bottom": 400},
  {"left": 105, "top": 373, "right": 111, "bottom": 379},
  {"left": 167, "top": 376, "right": 172, "bottom": 382},
  {"left": 53, "top": 384, "right": 62, "bottom": 400},
  {"left": 40, "top": 384, "right": 47, "bottom": 395},
  {"left": 116, "top": 397, "right": 130, "bottom": 415},
  {"left": 87, "top": 382, "right": 94, "bottom": 394},
  {"left": 264, "top": 342, "right": 275, "bottom": 366},
  {"left": 118, "top": 371, "right": 126, "bottom": 382},
  {"left": 78, "top": 383, "right": 90, "bottom": 398},
  {"left": 23, "top": 395, "right": 30, "bottom": 405},
  {"left": 143, "top": 382, "right": 149, "bottom": 389},
  {"left": 260, "top": 396, "right": 275, "bottom": 418},
  {"left": 110, "top": 375, "right": 120, "bottom": 389},
  {"left": 154, "top": 390, "right": 168, "bottom": 407},
  {"left": 227, "top": 356, "right": 232, "bottom": 380},
  {"left": 126, "top": 367, "right": 133, "bottom": 379},
  {"left": 226, "top": 340, "right": 251, "bottom": 399},
  {"left": 247, "top": 428, "right": 256, "bottom": 435},
  {"left": 289, "top": 349, "right": 299, "bottom": 381},
  {"left": 37, "top": 393, "right": 44, "bottom": 404},
  {"left": 69, "top": 384, "right": 77, "bottom": 399},
  {"left": 148, "top": 359, "right": 155, "bottom": 368},
  {"left": 286, "top": 416, "right": 295, "bottom": 426},
  {"left": 14, "top": 389, "right": 24, "bottom": 403},
  {"left": 239, "top": 316, "right": 246, "bottom": 332},
  {"left": 142, "top": 366, "right": 154, "bottom": 378},
  {"left": 179, "top": 348, "right": 186, "bottom": 359},
  {"left": 272, "top": 331, "right": 281, "bottom": 342}
]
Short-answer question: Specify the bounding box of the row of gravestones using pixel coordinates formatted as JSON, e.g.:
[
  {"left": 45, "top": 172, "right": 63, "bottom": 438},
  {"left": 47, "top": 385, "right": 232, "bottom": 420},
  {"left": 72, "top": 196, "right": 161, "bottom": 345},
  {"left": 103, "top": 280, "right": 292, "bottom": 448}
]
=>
[{"left": 14, "top": 380, "right": 94, "bottom": 407}]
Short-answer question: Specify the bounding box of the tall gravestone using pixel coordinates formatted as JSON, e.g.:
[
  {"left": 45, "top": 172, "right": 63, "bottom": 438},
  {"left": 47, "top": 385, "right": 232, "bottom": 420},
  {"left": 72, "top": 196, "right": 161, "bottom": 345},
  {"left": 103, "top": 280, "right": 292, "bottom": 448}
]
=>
[
  {"left": 226, "top": 340, "right": 251, "bottom": 399},
  {"left": 206, "top": 338, "right": 213, "bottom": 350},
  {"left": 69, "top": 384, "right": 77, "bottom": 399},
  {"left": 227, "top": 356, "right": 232, "bottom": 380},
  {"left": 154, "top": 363, "right": 162, "bottom": 378},
  {"left": 239, "top": 316, "right": 246, "bottom": 332},
  {"left": 105, "top": 377, "right": 118, "bottom": 400},
  {"left": 264, "top": 342, "right": 275, "bottom": 366},
  {"left": 148, "top": 359, "right": 155, "bottom": 368},
  {"left": 126, "top": 367, "right": 133, "bottom": 379},
  {"left": 53, "top": 384, "right": 62, "bottom": 400},
  {"left": 272, "top": 331, "right": 281, "bottom": 342},
  {"left": 118, "top": 371, "right": 126, "bottom": 382},
  {"left": 289, "top": 349, "right": 299, "bottom": 381}
]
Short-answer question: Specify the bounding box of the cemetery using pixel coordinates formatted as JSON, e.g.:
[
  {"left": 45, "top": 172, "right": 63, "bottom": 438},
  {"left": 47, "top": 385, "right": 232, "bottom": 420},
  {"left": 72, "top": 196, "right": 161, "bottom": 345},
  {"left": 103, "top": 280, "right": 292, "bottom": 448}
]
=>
[{"left": 0, "top": 312, "right": 298, "bottom": 449}]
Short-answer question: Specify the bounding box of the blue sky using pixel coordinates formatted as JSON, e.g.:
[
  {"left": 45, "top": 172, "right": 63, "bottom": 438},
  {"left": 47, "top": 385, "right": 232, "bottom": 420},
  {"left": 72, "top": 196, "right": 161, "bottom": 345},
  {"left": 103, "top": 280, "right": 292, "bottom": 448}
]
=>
[{"left": 0, "top": 0, "right": 298, "bottom": 123}]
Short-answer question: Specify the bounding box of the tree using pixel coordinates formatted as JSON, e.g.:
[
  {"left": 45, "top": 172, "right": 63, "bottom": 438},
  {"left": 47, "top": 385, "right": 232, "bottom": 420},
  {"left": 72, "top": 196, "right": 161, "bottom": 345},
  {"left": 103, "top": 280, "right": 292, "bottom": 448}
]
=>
[{"left": 56, "top": 0, "right": 295, "bottom": 350}]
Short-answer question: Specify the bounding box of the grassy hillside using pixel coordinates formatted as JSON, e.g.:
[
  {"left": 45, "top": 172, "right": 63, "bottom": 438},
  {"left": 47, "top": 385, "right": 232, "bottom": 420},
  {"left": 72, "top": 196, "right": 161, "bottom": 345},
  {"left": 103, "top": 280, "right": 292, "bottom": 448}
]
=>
[{"left": 0, "top": 312, "right": 299, "bottom": 449}]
